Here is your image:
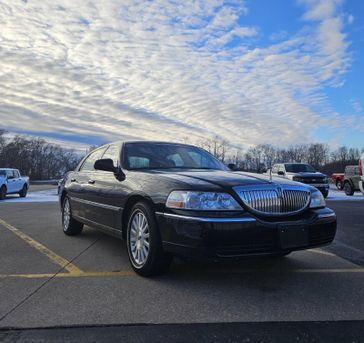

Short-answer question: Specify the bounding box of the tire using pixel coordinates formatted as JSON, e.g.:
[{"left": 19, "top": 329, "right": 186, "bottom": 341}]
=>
[
  {"left": 0, "top": 186, "right": 6, "bottom": 200},
  {"left": 322, "top": 190, "right": 329, "bottom": 199},
  {"left": 336, "top": 180, "right": 343, "bottom": 190},
  {"left": 19, "top": 185, "right": 28, "bottom": 198},
  {"left": 344, "top": 182, "right": 354, "bottom": 196},
  {"left": 62, "top": 196, "right": 83, "bottom": 235},
  {"left": 126, "top": 202, "right": 172, "bottom": 277}
]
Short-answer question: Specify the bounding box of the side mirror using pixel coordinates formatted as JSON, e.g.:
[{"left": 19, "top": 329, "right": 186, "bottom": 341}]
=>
[
  {"left": 94, "top": 159, "right": 117, "bottom": 173},
  {"left": 278, "top": 171, "right": 285, "bottom": 176},
  {"left": 228, "top": 163, "right": 237, "bottom": 171},
  {"left": 94, "top": 159, "right": 126, "bottom": 181}
]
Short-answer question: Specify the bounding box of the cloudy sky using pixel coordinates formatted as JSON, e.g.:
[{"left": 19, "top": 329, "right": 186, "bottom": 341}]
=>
[{"left": 0, "top": 0, "right": 363, "bottom": 150}]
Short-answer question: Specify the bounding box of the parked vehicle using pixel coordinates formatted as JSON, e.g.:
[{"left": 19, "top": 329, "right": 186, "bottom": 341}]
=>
[
  {"left": 359, "top": 153, "right": 364, "bottom": 195},
  {"left": 0, "top": 168, "right": 30, "bottom": 200},
  {"left": 271, "top": 163, "right": 330, "bottom": 198},
  {"left": 331, "top": 173, "right": 345, "bottom": 190},
  {"left": 343, "top": 165, "right": 361, "bottom": 196},
  {"left": 59, "top": 141, "right": 337, "bottom": 276}
]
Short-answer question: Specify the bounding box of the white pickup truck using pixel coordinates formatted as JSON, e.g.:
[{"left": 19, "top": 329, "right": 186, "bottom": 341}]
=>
[{"left": 0, "top": 168, "right": 30, "bottom": 200}]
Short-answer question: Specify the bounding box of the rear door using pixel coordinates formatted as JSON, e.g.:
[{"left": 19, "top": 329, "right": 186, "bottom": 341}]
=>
[
  {"left": 86, "top": 144, "right": 124, "bottom": 232},
  {"left": 12, "top": 170, "right": 23, "bottom": 192},
  {"left": 6, "top": 170, "right": 17, "bottom": 193},
  {"left": 67, "top": 147, "right": 107, "bottom": 219}
]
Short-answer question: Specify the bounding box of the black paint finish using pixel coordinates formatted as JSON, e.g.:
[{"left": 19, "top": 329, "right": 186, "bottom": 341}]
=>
[{"left": 59, "top": 141, "right": 337, "bottom": 257}]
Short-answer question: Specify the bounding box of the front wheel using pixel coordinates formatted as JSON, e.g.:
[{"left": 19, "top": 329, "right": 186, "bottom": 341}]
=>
[
  {"left": 127, "top": 202, "right": 172, "bottom": 276},
  {"left": 62, "top": 196, "right": 83, "bottom": 235},
  {"left": 344, "top": 182, "right": 354, "bottom": 196},
  {"left": 336, "top": 180, "right": 343, "bottom": 190},
  {"left": 19, "top": 185, "right": 28, "bottom": 198},
  {"left": 322, "top": 190, "right": 329, "bottom": 199}
]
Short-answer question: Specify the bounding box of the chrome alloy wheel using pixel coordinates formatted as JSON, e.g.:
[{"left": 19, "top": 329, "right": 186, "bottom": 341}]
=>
[
  {"left": 129, "top": 211, "right": 150, "bottom": 266},
  {"left": 63, "top": 198, "right": 71, "bottom": 230}
]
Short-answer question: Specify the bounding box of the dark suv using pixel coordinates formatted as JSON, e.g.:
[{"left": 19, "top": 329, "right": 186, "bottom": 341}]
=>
[{"left": 271, "top": 163, "right": 329, "bottom": 198}]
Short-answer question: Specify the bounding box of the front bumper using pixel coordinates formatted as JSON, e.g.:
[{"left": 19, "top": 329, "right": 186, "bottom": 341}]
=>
[
  {"left": 156, "top": 208, "right": 337, "bottom": 258},
  {"left": 309, "top": 184, "right": 329, "bottom": 194}
]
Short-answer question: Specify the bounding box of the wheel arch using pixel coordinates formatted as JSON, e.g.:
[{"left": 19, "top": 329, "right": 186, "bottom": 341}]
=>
[{"left": 121, "top": 194, "right": 156, "bottom": 239}]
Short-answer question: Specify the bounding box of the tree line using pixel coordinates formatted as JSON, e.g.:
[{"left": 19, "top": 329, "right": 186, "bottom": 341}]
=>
[
  {"left": 1, "top": 130, "right": 363, "bottom": 180},
  {"left": 194, "top": 137, "right": 363, "bottom": 175},
  {"left": 0, "top": 130, "right": 81, "bottom": 180}
]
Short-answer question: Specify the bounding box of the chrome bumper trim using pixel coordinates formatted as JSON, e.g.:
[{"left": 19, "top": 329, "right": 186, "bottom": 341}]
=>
[{"left": 156, "top": 212, "right": 256, "bottom": 223}]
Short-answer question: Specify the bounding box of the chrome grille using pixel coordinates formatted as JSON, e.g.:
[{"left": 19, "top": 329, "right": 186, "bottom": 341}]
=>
[{"left": 233, "top": 184, "right": 310, "bottom": 215}]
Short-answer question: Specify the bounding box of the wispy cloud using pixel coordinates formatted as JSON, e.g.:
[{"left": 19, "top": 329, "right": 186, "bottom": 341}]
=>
[{"left": 0, "top": 0, "right": 357, "bottom": 149}]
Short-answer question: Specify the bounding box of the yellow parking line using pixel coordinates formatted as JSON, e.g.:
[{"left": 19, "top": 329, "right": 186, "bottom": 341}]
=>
[
  {"left": 0, "top": 218, "right": 83, "bottom": 274},
  {"left": 0, "top": 268, "right": 364, "bottom": 279},
  {"left": 0, "top": 271, "right": 135, "bottom": 279}
]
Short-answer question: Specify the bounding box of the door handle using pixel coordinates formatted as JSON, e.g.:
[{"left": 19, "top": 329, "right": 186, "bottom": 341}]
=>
[{"left": 88, "top": 179, "right": 95, "bottom": 184}]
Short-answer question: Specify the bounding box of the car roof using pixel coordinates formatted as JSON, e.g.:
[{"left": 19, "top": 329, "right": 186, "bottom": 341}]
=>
[
  {"left": 101, "top": 140, "right": 198, "bottom": 149},
  {"left": 0, "top": 168, "right": 17, "bottom": 171}
]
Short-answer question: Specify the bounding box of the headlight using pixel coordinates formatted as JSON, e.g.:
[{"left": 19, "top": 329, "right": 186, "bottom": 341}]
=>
[
  {"left": 166, "top": 191, "right": 243, "bottom": 211},
  {"left": 310, "top": 190, "right": 326, "bottom": 208}
]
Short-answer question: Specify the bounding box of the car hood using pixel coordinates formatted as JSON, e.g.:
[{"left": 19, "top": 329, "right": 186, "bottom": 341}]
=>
[{"left": 154, "top": 169, "right": 300, "bottom": 190}]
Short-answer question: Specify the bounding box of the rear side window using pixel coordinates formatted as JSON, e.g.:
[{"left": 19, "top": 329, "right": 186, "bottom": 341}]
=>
[
  {"left": 6, "top": 170, "right": 14, "bottom": 179},
  {"left": 80, "top": 148, "right": 107, "bottom": 171}
]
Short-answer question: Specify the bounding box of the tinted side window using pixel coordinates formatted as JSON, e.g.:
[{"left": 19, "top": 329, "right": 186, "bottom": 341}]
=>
[
  {"left": 80, "top": 148, "right": 107, "bottom": 171},
  {"left": 102, "top": 145, "right": 120, "bottom": 168}
]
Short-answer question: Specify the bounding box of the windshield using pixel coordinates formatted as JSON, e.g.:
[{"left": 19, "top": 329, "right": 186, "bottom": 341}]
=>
[
  {"left": 284, "top": 164, "right": 316, "bottom": 173},
  {"left": 123, "top": 142, "right": 226, "bottom": 170},
  {"left": 0, "top": 170, "right": 6, "bottom": 177}
]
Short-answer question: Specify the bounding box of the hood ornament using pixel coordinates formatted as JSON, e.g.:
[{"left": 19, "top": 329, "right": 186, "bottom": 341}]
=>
[{"left": 269, "top": 168, "right": 273, "bottom": 183}]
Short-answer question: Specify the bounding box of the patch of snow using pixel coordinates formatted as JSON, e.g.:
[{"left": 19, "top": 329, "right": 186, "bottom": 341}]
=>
[
  {"left": 326, "top": 188, "right": 364, "bottom": 201},
  {"left": 1, "top": 189, "right": 58, "bottom": 203}
]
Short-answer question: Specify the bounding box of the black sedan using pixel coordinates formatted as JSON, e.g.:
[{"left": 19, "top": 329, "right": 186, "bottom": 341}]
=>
[{"left": 59, "top": 141, "right": 337, "bottom": 276}]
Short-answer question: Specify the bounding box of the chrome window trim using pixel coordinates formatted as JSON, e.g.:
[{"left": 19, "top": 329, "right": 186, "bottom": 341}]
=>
[
  {"left": 70, "top": 197, "right": 122, "bottom": 212},
  {"left": 156, "top": 212, "right": 256, "bottom": 223}
]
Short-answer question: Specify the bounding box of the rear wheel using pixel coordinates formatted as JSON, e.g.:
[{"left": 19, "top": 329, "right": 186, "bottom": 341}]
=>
[
  {"left": 19, "top": 185, "right": 27, "bottom": 198},
  {"left": 62, "top": 196, "right": 83, "bottom": 235},
  {"left": 0, "top": 186, "right": 6, "bottom": 200},
  {"left": 344, "top": 182, "right": 354, "bottom": 196},
  {"left": 126, "top": 202, "right": 172, "bottom": 276}
]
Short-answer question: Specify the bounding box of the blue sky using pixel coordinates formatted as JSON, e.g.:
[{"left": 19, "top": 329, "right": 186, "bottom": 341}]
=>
[{"left": 0, "top": 0, "right": 363, "bottom": 151}]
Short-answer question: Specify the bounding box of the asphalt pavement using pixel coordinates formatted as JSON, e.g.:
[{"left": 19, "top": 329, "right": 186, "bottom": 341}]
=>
[{"left": 0, "top": 191, "right": 363, "bottom": 341}]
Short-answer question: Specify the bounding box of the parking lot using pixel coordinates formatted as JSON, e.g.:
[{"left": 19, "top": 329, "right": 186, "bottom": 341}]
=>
[{"left": 0, "top": 185, "right": 363, "bottom": 341}]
